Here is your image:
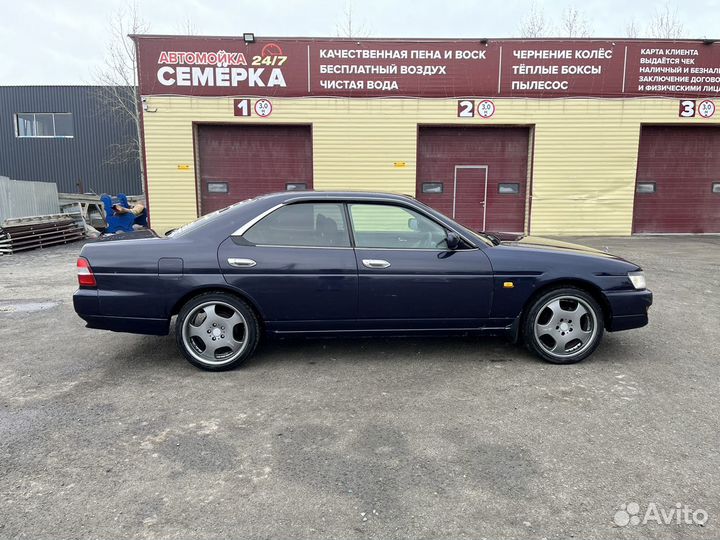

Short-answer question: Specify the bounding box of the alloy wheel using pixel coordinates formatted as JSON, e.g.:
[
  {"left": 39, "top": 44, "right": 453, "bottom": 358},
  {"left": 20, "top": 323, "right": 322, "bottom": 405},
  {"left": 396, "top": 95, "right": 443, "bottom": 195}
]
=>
[
  {"left": 533, "top": 295, "right": 598, "bottom": 359},
  {"left": 181, "top": 301, "right": 248, "bottom": 366}
]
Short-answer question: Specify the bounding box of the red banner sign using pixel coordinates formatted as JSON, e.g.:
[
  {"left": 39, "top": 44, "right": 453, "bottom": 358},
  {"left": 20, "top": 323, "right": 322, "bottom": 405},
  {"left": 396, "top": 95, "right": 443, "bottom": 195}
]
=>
[{"left": 134, "top": 36, "right": 720, "bottom": 99}]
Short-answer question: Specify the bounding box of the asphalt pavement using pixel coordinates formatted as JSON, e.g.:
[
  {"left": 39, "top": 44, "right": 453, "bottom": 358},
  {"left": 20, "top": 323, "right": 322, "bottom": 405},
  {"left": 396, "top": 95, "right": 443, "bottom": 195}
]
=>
[{"left": 0, "top": 235, "right": 718, "bottom": 539}]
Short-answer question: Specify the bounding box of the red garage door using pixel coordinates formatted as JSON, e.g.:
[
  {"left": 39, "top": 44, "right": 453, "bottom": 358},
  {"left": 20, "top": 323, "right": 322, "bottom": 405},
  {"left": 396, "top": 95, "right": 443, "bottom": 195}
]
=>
[
  {"left": 197, "top": 124, "right": 313, "bottom": 215},
  {"left": 633, "top": 126, "right": 720, "bottom": 233},
  {"left": 416, "top": 127, "right": 531, "bottom": 233}
]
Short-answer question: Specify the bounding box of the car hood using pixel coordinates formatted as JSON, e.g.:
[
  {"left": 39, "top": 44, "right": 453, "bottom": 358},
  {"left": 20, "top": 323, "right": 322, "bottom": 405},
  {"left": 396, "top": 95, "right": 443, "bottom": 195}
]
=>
[{"left": 489, "top": 232, "right": 625, "bottom": 260}]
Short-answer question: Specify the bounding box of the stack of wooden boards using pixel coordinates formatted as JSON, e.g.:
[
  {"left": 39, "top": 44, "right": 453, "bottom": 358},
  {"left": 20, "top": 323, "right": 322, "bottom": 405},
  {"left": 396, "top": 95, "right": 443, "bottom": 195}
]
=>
[{"left": 0, "top": 215, "right": 84, "bottom": 255}]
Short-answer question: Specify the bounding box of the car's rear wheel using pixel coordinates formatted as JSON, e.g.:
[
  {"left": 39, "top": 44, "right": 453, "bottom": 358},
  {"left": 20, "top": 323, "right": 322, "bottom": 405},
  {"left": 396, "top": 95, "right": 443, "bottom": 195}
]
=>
[
  {"left": 523, "top": 287, "right": 604, "bottom": 364},
  {"left": 176, "top": 292, "right": 260, "bottom": 371}
]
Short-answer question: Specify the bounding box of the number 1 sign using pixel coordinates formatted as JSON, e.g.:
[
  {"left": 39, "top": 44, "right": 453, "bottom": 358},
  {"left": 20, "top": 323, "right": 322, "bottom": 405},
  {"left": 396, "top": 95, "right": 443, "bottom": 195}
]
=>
[{"left": 233, "top": 98, "right": 251, "bottom": 116}]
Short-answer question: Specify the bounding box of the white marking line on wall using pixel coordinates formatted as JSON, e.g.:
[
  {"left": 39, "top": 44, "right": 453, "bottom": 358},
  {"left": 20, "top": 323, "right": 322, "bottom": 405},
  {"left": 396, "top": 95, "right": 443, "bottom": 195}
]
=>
[
  {"left": 622, "top": 46, "right": 628, "bottom": 93},
  {"left": 307, "top": 45, "right": 311, "bottom": 93},
  {"left": 497, "top": 46, "right": 503, "bottom": 94}
]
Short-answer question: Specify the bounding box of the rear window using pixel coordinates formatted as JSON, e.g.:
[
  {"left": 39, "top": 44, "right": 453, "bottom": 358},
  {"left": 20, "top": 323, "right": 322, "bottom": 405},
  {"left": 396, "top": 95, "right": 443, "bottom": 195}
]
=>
[
  {"left": 242, "top": 203, "right": 350, "bottom": 247},
  {"left": 167, "top": 199, "right": 252, "bottom": 237}
]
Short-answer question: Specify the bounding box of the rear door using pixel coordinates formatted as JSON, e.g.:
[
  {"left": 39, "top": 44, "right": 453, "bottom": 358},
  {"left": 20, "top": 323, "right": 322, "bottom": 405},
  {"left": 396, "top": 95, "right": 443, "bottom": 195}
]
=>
[
  {"left": 348, "top": 202, "right": 493, "bottom": 328},
  {"left": 218, "top": 202, "right": 358, "bottom": 328}
]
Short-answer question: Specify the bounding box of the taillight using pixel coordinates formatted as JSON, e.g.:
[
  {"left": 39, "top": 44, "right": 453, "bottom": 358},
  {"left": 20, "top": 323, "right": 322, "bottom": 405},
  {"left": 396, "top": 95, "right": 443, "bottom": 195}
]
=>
[{"left": 77, "top": 257, "right": 96, "bottom": 287}]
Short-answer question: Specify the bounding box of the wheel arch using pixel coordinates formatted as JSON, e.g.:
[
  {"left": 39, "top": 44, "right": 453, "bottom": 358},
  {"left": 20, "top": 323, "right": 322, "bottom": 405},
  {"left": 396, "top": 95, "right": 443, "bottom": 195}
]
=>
[
  {"left": 170, "top": 286, "right": 266, "bottom": 327},
  {"left": 513, "top": 278, "right": 612, "bottom": 341}
]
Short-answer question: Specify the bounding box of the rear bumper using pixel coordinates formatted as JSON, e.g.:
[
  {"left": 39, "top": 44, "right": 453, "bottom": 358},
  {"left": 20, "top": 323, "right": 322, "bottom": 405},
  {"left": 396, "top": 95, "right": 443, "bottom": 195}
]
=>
[
  {"left": 605, "top": 289, "right": 653, "bottom": 332},
  {"left": 73, "top": 289, "right": 169, "bottom": 336},
  {"left": 78, "top": 314, "right": 169, "bottom": 335}
]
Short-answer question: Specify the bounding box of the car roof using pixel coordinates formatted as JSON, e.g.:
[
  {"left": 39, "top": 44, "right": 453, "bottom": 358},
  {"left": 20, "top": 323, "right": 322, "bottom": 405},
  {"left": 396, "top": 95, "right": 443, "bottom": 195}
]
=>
[{"left": 257, "top": 190, "right": 417, "bottom": 205}]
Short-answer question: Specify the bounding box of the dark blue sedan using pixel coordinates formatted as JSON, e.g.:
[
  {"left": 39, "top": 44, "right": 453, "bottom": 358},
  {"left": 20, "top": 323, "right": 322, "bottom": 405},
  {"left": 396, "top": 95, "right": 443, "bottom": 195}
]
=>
[{"left": 74, "top": 192, "right": 652, "bottom": 370}]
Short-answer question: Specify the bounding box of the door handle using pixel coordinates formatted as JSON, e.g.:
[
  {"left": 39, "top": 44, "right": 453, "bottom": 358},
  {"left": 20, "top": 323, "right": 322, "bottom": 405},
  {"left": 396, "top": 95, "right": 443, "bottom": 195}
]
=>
[
  {"left": 362, "top": 259, "right": 391, "bottom": 269},
  {"left": 227, "top": 258, "right": 257, "bottom": 268}
]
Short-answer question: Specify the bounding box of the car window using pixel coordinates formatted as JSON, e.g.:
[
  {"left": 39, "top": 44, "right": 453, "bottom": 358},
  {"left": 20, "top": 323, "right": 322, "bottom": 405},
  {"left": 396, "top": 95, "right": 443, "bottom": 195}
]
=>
[
  {"left": 243, "top": 203, "right": 351, "bottom": 247},
  {"left": 349, "top": 204, "right": 448, "bottom": 249},
  {"left": 167, "top": 199, "right": 253, "bottom": 237}
]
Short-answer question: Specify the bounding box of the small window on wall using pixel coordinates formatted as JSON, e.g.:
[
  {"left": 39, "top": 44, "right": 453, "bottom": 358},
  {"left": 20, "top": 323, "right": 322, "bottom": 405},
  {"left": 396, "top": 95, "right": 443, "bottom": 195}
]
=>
[
  {"left": 206, "top": 182, "right": 228, "bottom": 194},
  {"left": 15, "top": 112, "right": 74, "bottom": 138},
  {"left": 498, "top": 183, "right": 520, "bottom": 194},
  {"left": 636, "top": 182, "right": 657, "bottom": 194},
  {"left": 422, "top": 182, "right": 443, "bottom": 194},
  {"left": 712, "top": 182, "right": 720, "bottom": 194},
  {"left": 286, "top": 183, "right": 307, "bottom": 191},
  {"left": 53, "top": 113, "right": 74, "bottom": 137}
]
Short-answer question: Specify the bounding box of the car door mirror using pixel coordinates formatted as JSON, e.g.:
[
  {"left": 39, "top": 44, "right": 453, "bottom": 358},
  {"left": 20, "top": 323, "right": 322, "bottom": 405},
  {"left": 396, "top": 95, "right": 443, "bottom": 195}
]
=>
[{"left": 446, "top": 231, "right": 461, "bottom": 250}]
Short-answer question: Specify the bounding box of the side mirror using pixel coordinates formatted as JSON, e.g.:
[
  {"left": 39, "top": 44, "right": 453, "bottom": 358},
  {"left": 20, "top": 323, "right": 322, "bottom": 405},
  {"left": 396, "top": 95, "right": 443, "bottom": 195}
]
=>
[
  {"left": 407, "top": 217, "right": 419, "bottom": 231},
  {"left": 446, "top": 231, "right": 461, "bottom": 250}
]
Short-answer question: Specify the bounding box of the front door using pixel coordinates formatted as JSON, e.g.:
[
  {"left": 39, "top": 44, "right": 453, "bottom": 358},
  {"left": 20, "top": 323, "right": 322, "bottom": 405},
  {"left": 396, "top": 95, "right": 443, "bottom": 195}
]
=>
[
  {"left": 348, "top": 202, "right": 493, "bottom": 329},
  {"left": 454, "top": 165, "right": 488, "bottom": 231}
]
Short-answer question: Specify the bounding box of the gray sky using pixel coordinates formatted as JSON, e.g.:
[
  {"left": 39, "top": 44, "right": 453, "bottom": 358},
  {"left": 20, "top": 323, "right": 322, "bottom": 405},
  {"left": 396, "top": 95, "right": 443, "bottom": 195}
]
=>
[{"left": 2, "top": 0, "right": 719, "bottom": 84}]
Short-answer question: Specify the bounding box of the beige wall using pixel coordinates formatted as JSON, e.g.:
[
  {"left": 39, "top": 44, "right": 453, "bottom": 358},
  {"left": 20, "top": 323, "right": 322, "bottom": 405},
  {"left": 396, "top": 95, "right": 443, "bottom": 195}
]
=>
[{"left": 141, "top": 96, "right": 718, "bottom": 235}]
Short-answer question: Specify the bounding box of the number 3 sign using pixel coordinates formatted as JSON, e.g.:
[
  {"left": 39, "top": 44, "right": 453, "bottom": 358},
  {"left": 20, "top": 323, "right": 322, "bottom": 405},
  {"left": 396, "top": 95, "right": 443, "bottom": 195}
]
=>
[
  {"left": 679, "top": 99, "right": 716, "bottom": 118},
  {"left": 679, "top": 99, "right": 696, "bottom": 117}
]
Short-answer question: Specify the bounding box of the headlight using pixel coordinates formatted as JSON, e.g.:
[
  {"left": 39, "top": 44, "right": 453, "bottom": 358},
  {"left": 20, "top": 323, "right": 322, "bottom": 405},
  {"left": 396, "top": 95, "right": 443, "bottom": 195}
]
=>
[{"left": 628, "top": 271, "right": 646, "bottom": 290}]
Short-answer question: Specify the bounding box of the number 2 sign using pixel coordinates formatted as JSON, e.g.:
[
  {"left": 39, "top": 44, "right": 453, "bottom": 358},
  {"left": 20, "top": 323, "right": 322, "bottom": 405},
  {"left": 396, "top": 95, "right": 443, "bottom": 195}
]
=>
[
  {"left": 457, "top": 99, "right": 496, "bottom": 118},
  {"left": 457, "top": 100, "right": 474, "bottom": 117}
]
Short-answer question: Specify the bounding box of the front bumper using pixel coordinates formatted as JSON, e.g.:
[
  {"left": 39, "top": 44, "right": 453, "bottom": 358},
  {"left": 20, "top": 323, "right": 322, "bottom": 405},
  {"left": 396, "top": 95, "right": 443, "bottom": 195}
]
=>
[{"left": 605, "top": 289, "right": 653, "bottom": 332}]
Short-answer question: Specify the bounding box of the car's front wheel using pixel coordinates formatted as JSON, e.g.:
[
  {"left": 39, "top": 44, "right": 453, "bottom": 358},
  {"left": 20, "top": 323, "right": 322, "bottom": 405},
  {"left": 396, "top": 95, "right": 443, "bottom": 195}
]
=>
[
  {"left": 175, "top": 292, "right": 260, "bottom": 371},
  {"left": 523, "top": 287, "right": 604, "bottom": 364}
]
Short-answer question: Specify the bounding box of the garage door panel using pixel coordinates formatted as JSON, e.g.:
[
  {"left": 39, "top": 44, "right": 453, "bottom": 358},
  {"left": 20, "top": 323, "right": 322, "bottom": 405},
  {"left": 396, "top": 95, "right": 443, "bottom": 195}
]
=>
[
  {"left": 198, "top": 125, "right": 313, "bottom": 214},
  {"left": 416, "top": 127, "right": 530, "bottom": 233},
  {"left": 454, "top": 167, "right": 487, "bottom": 230},
  {"left": 633, "top": 126, "right": 720, "bottom": 233}
]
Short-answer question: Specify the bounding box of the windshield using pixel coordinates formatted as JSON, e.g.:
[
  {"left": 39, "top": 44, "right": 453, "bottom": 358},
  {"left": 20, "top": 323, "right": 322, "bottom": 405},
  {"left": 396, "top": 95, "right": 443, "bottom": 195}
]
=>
[
  {"left": 166, "top": 198, "right": 253, "bottom": 238},
  {"left": 465, "top": 229, "right": 501, "bottom": 245}
]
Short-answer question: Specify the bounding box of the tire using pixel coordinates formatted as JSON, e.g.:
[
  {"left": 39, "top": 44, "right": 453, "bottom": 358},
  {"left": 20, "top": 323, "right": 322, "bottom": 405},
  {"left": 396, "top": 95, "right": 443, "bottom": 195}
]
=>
[
  {"left": 175, "top": 292, "right": 260, "bottom": 371},
  {"left": 523, "top": 286, "right": 604, "bottom": 364}
]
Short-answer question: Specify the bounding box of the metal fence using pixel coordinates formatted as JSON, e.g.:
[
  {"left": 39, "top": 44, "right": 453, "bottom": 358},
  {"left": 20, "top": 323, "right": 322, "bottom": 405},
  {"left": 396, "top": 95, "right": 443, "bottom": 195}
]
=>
[{"left": 0, "top": 176, "right": 60, "bottom": 224}]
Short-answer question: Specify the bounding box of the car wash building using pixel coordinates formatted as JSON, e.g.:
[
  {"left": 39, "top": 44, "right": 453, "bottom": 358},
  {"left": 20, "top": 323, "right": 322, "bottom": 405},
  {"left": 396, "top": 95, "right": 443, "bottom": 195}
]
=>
[{"left": 133, "top": 35, "right": 720, "bottom": 235}]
